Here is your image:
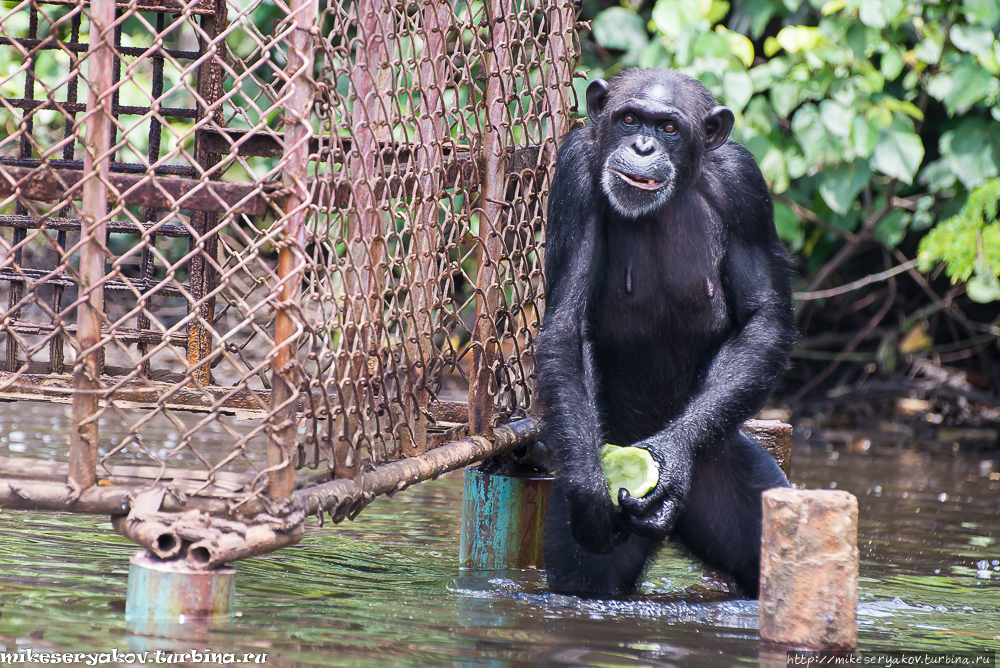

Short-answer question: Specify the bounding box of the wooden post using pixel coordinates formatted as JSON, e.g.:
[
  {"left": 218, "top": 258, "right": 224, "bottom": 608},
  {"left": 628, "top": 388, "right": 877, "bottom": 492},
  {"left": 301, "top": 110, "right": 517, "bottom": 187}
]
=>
[{"left": 759, "top": 488, "right": 859, "bottom": 650}]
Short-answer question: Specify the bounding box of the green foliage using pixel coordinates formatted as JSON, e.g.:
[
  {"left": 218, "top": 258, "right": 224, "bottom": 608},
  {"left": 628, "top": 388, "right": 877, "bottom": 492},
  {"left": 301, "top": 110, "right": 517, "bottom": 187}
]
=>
[
  {"left": 580, "top": 0, "right": 1000, "bottom": 300},
  {"left": 918, "top": 178, "right": 1000, "bottom": 303}
]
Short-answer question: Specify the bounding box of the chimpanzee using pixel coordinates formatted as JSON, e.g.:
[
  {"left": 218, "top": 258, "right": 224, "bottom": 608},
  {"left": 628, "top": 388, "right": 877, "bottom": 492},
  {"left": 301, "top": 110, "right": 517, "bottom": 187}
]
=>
[{"left": 534, "top": 69, "right": 796, "bottom": 598}]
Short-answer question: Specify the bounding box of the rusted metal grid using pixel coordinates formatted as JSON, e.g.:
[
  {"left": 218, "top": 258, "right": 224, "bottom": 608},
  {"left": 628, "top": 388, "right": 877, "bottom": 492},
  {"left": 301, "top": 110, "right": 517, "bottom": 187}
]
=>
[{"left": 0, "top": 0, "right": 581, "bottom": 563}]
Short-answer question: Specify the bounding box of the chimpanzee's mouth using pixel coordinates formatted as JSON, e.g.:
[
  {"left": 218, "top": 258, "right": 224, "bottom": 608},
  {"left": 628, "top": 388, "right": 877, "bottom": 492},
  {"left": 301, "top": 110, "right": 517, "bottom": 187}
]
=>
[{"left": 615, "top": 171, "right": 665, "bottom": 190}]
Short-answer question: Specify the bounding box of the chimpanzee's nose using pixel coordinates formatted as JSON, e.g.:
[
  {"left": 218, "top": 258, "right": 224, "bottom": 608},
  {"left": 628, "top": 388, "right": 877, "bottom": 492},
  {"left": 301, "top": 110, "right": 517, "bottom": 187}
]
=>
[{"left": 632, "top": 136, "right": 655, "bottom": 156}]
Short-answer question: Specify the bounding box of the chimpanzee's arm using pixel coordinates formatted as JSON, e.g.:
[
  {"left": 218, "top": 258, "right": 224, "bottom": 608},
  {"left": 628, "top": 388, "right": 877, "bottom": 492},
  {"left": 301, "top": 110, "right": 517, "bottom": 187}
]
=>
[
  {"left": 620, "top": 147, "right": 796, "bottom": 537},
  {"left": 535, "top": 130, "right": 624, "bottom": 554}
]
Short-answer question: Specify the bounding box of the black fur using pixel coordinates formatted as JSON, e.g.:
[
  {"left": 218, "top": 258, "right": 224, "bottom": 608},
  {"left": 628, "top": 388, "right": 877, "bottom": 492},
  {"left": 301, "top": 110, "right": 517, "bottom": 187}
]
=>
[{"left": 535, "top": 69, "right": 796, "bottom": 598}]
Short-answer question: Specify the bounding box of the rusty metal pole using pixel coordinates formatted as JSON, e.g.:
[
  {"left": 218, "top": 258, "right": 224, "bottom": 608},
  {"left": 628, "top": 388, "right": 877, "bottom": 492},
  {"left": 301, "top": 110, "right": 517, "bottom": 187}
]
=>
[
  {"left": 69, "top": 0, "right": 116, "bottom": 492},
  {"left": 267, "top": 0, "right": 317, "bottom": 502},
  {"left": 543, "top": 0, "right": 577, "bottom": 144},
  {"left": 467, "top": 0, "right": 511, "bottom": 437},
  {"left": 402, "top": 0, "right": 452, "bottom": 457},
  {"left": 332, "top": 0, "right": 393, "bottom": 474}
]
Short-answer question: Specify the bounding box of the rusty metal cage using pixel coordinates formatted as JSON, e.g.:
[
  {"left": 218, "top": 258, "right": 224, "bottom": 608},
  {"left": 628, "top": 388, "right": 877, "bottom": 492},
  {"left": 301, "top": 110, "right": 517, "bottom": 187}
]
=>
[{"left": 0, "top": 0, "right": 581, "bottom": 563}]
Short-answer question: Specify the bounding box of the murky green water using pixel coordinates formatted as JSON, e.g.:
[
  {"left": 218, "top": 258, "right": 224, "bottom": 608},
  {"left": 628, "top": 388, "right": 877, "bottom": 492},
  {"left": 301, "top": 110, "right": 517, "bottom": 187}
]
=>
[{"left": 0, "top": 406, "right": 996, "bottom": 666}]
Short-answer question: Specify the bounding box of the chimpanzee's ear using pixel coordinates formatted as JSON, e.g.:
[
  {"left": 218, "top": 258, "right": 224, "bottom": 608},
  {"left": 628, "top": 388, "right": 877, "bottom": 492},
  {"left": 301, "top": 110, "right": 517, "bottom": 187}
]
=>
[
  {"left": 586, "top": 79, "right": 610, "bottom": 125},
  {"left": 704, "top": 106, "right": 735, "bottom": 151}
]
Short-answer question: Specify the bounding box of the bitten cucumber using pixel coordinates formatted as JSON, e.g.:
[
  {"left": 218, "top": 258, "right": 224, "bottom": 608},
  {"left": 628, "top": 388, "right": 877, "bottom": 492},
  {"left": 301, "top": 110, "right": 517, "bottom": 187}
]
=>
[{"left": 600, "top": 444, "right": 659, "bottom": 506}]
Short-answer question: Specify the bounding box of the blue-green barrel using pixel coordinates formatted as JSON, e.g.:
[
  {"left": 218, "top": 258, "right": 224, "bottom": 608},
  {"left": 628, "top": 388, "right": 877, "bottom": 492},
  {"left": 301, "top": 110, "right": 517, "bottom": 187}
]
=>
[
  {"left": 459, "top": 467, "right": 552, "bottom": 570},
  {"left": 125, "top": 550, "right": 235, "bottom": 637}
]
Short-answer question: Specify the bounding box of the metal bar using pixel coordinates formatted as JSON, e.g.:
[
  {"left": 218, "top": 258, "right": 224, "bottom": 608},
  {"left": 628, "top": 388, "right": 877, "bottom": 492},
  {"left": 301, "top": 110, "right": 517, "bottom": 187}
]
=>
[
  {"left": 5, "top": 6, "right": 38, "bottom": 373},
  {"left": 22, "top": 0, "right": 217, "bottom": 15},
  {"left": 543, "top": 0, "right": 578, "bottom": 142},
  {"left": 0, "top": 214, "right": 195, "bottom": 238},
  {"left": 69, "top": 0, "right": 116, "bottom": 492},
  {"left": 467, "top": 0, "right": 512, "bottom": 436},
  {"left": 185, "top": 0, "right": 228, "bottom": 388},
  {"left": 0, "top": 166, "right": 270, "bottom": 216},
  {"left": 136, "top": 11, "right": 167, "bottom": 375},
  {"left": 51, "top": 11, "right": 84, "bottom": 375},
  {"left": 332, "top": 0, "right": 394, "bottom": 477},
  {"left": 0, "top": 156, "right": 198, "bottom": 176},
  {"left": 0, "top": 97, "right": 200, "bottom": 119},
  {"left": 0, "top": 371, "right": 468, "bottom": 419},
  {"left": 267, "top": 0, "right": 316, "bottom": 502},
  {"left": 298, "top": 417, "right": 541, "bottom": 517},
  {"left": 0, "top": 37, "right": 202, "bottom": 58}
]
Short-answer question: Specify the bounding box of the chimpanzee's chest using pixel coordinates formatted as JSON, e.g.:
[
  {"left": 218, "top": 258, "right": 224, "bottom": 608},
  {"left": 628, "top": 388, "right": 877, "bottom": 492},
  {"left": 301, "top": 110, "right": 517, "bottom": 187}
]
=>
[
  {"left": 594, "top": 214, "right": 728, "bottom": 345},
  {"left": 592, "top": 210, "right": 731, "bottom": 437}
]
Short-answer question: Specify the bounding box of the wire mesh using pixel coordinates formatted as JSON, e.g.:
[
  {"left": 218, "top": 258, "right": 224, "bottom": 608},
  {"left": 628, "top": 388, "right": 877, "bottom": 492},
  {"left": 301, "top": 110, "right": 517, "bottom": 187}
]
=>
[{"left": 0, "top": 0, "right": 581, "bottom": 520}]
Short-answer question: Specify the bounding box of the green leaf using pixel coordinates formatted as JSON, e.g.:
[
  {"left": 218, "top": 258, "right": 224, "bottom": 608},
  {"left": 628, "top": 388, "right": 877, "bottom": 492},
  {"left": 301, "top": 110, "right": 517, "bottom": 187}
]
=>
[
  {"left": 851, "top": 115, "right": 878, "bottom": 159},
  {"left": 592, "top": 7, "right": 649, "bottom": 55},
  {"left": 819, "top": 161, "right": 871, "bottom": 215},
  {"left": 881, "top": 47, "right": 904, "bottom": 81},
  {"left": 858, "top": 0, "right": 903, "bottom": 29},
  {"left": 744, "top": 0, "right": 779, "bottom": 38},
  {"left": 717, "top": 26, "right": 754, "bottom": 68},
  {"left": 939, "top": 118, "right": 1000, "bottom": 190},
  {"left": 723, "top": 70, "right": 754, "bottom": 113},
  {"left": 651, "top": 0, "right": 704, "bottom": 40},
  {"left": 759, "top": 146, "right": 790, "bottom": 193},
  {"left": 775, "top": 26, "right": 822, "bottom": 53},
  {"left": 708, "top": 0, "right": 730, "bottom": 24},
  {"left": 872, "top": 129, "right": 924, "bottom": 183},
  {"left": 919, "top": 158, "right": 959, "bottom": 193},
  {"left": 873, "top": 209, "right": 909, "bottom": 248},
  {"left": 773, "top": 201, "right": 803, "bottom": 249},
  {"left": 963, "top": 0, "right": 1000, "bottom": 26},
  {"left": 941, "top": 59, "right": 998, "bottom": 115},
  {"left": 820, "top": 100, "right": 854, "bottom": 138},
  {"left": 950, "top": 24, "right": 996, "bottom": 56},
  {"left": 913, "top": 22, "right": 945, "bottom": 63},
  {"left": 771, "top": 81, "right": 801, "bottom": 117},
  {"left": 967, "top": 272, "right": 1000, "bottom": 302}
]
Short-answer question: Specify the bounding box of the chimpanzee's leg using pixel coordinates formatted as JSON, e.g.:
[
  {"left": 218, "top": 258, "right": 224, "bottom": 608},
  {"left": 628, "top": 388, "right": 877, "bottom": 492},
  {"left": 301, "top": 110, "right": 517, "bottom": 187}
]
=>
[
  {"left": 671, "top": 430, "right": 790, "bottom": 597},
  {"left": 544, "top": 480, "right": 657, "bottom": 598}
]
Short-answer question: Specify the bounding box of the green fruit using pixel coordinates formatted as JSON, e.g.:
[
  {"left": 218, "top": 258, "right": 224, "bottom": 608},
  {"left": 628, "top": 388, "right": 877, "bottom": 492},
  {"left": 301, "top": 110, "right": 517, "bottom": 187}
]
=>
[{"left": 600, "top": 444, "right": 659, "bottom": 506}]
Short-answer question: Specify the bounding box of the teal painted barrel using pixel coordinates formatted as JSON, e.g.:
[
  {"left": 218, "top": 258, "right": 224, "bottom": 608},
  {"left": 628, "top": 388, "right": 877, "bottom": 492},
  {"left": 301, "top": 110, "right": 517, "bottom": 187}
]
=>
[
  {"left": 459, "top": 467, "right": 552, "bottom": 570},
  {"left": 125, "top": 550, "right": 235, "bottom": 637}
]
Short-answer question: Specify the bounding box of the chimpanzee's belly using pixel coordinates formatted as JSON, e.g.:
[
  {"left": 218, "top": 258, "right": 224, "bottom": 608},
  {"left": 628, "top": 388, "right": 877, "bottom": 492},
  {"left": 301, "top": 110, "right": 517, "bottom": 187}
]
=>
[{"left": 593, "top": 215, "right": 730, "bottom": 446}]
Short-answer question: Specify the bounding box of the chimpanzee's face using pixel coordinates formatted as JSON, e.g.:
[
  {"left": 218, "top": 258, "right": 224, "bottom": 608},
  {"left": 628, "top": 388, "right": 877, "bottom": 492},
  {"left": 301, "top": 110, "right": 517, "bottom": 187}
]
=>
[
  {"left": 586, "top": 74, "right": 733, "bottom": 219},
  {"left": 598, "top": 86, "right": 689, "bottom": 218}
]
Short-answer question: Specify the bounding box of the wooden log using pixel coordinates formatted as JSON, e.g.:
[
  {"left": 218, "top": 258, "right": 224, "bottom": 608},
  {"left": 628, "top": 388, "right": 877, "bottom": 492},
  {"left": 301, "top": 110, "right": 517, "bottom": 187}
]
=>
[
  {"left": 743, "top": 419, "right": 792, "bottom": 476},
  {"left": 759, "top": 488, "right": 859, "bottom": 650}
]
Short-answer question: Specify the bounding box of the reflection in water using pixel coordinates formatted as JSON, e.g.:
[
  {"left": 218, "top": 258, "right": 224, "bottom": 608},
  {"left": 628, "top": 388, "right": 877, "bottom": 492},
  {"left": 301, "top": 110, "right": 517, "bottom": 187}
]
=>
[{"left": 0, "top": 404, "right": 996, "bottom": 666}]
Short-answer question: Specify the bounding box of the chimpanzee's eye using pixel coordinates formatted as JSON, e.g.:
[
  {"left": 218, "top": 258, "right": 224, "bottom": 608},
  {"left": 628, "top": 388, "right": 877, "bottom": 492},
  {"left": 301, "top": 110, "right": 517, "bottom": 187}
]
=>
[
  {"left": 623, "top": 114, "right": 637, "bottom": 126},
  {"left": 662, "top": 122, "right": 677, "bottom": 134}
]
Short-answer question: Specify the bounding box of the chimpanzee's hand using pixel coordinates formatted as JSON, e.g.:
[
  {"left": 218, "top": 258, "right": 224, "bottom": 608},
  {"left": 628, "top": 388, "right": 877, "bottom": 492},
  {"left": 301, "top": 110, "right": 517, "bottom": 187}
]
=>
[
  {"left": 617, "top": 438, "right": 693, "bottom": 541},
  {"left": 564, "top": 483, "right": 630, "bottom": 554}
]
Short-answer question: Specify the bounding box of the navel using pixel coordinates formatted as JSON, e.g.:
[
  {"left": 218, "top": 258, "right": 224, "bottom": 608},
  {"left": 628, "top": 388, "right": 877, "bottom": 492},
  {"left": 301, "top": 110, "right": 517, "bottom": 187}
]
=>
[{"left": 705, "top": 277, "right": 715, "bottom": 298}]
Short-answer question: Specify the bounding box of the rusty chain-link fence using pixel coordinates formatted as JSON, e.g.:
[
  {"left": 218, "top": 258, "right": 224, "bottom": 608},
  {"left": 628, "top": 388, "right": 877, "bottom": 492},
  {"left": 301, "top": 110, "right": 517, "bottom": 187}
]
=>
[{"left": 0, "top": 0, "right": 581, "bottom": 563}]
